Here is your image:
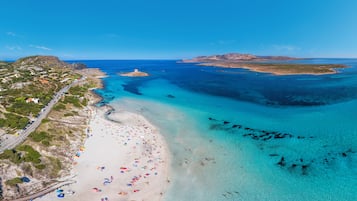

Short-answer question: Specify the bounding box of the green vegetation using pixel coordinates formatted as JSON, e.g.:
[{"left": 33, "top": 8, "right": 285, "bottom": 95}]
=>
[
  {"left": 63, "top": 96, "right": 82, "bottom": 108},
  {"left": 0, "top": 55, "right": 79, "bottom": 131},
  {"left": 17, "top": 145, "right": 42, "bottom": 164},
  {"left": 0, "top": 113, "right": 29, "bottom": 129},
  {"left": 0, "top": 145, "right": 42, "bottom": 165},
  {"left": 41, "top": 118, "right": 50, "bottom": 123},
  {"left": 53, "top": 103, "right": 66, "bottom": 111},
  {"left": 29, "top": 131, "right": 52, "bottom": 144},
  {"left": 0, "top": 149, "right": 22, "bottom": 164},
  {"left": 5, "top": 177, "right": 23, "bottom": 186},
  {"left": 69, "top": 85, "right": 87, "bottom": 96},
  {"left": 64, "top": 113, "right": 74, "bottom": 117},
  {"left": 7, "top": 101, "right": 41, "bottom": 116},
  {"left": 34, "top": 164, "right": 46, "bottom": 169}
]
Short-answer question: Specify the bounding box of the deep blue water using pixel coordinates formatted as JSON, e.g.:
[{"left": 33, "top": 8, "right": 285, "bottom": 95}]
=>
[
  {"left": 73, "top": 59, "right": 357, "bottom": 107},
  {"left": 70, "top": 59, "right": 357, "bottom": 201}
]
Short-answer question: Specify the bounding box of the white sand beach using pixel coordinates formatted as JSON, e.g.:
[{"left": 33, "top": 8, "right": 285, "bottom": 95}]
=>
[{"left": 35, "top": 106, "right": 170, "bottom": 201}]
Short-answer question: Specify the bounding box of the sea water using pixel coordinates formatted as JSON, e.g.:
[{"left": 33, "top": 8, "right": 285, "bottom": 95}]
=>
[{"left": 73, "top": 59, "right": 357, "bottom": 201}]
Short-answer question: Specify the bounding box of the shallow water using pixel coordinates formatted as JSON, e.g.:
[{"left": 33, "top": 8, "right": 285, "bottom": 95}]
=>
[{"left": 74, "top": 59, "right": 357, "bottom": 201}]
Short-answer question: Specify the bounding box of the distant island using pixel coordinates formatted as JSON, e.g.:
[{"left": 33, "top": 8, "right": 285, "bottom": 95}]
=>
[
  {"left": 119, "top": 69, "right": 149, "bottom": 77},
  {"left": 182, "top": 53, "right": 347, "bottom": 75}
]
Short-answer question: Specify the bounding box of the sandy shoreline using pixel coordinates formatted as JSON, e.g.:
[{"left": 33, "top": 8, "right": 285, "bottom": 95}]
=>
[{"left": 35, "top": 105, "right": 170, "bottom": 201}]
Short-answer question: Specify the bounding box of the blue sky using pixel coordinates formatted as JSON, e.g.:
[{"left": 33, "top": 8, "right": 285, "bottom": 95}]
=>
[{"left": 1, "top": 0, "right": 357, "bottom": 60}]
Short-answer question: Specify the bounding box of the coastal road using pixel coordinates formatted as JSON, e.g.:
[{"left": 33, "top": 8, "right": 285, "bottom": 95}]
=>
[{"left": 0, "top": 77, "right": 84, "bottom": 153}]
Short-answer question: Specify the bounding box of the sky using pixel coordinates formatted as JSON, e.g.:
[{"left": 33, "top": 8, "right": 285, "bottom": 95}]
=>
[{"left": 1, "top": 0, "right": 357, "bottom": 60}]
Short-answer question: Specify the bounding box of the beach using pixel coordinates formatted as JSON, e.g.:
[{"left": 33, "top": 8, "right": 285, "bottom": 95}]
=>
[{"left": 35, "top": 105, "right": 170, "bottom": 201}]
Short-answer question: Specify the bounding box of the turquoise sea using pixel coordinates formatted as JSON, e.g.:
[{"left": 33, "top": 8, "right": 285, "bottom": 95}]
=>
[{"left": 73, "top": 59, "right": 357, "bottom": 201}]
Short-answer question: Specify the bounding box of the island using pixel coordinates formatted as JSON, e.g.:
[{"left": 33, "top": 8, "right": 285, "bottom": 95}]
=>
[
  {"left": 119, "top": 68, "right": 149, "bottom": 77},
  {"left": 182, "top": 53, "right": 347, "bottom": 75}
]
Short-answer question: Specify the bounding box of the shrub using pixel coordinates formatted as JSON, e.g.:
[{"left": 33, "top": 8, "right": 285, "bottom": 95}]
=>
[
  {"left": 5, "top": 177, "right": 23, "bottom": 186},
  {"left": 34, "top": 164, "right": 46, "bottom": 169},
  {"left": 29, "top": 131, "right": 51, "bottom": 142},
  {"left": 53, "top": 103, "right": 66, "bottom": 111},
  {"left": 17, "top": 145, "right": 41, "bottom": 164},
  {"left": 41, "top": 140, "right": 50, "bottom": 146},
  {"left": 64, "top": 113, "right": 73, "bottom": 117},
  {"left": 41, "top": 118, "right": 50, "bottom": 123}
]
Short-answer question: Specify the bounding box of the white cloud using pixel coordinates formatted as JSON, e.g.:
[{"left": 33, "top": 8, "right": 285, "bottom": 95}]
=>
[
  {"left": 29, "top": 44, "right": 52, "bottom": 51},
  {"left": 6, "top": 45, "right": 22, "bottom": 51},
  {"left": 273, "top": 45, "right": 300, "bottom": 52}
]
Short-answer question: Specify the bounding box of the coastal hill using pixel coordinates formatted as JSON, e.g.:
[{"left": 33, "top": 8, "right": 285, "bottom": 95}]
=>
[
  {"left": 0, "top": 55, "right": 105, "bottom": 200},
  {"left": 182, "top": 53, "right": 297, "bottom": 63},
  {"left": 14, "top": 55, "right": 87, "bottom": 70},
  {"left": 182, "top": 53, "right": 346, "bottom": 75}
]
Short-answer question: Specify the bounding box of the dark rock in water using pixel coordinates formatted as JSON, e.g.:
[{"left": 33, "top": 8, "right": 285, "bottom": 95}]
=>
[
  {"left": 274, "top": 134, "right": 285, "bottom": 139},
  {"left": 223, "top": 121, "right": 230, "bottom": 125},
  {"left": 297, "top": 136, "right": 305, "bottom": 139},
  {"left": 291, "top": 164, "right": 297, "bottom": 168},
  {"left": 342, "top": 152, "right": 347, "bottom": 157},
  {"left": 208, "top": 117, "right": 217, "bottom": 121},
  {"left": 122, "top": 84, "right": 142, "bottom": 95},
  {"left": 252, "top": 135, "right": 259, "bottom": 140},
  {"left": 277, "top": 157, "right": 286, "bottom": 167},
  {"left": 262, "top": 136, "right": 273, "bottom": 141},
  {"left": 167, "top": 94, "right": 175, "bottom": 98},
  {"left": 243, "top": 133, "right": 253, "bottom": 137},
  {"left": 301, "top": 165, "right": 309, "bottom": 175},
  {"left": 232, "top": 124, "right": 238, "bottom": 128}
]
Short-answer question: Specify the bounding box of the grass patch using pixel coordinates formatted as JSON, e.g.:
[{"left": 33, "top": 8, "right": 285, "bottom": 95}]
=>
[
  {"left": 5, "top": 177, "right": 23, "bottom": 186},
  {"left": 0, "top": 113, "right": 29, "bottom": 129},
  {"left": 53, "top": 103, "right": 66, "bottom": 111},
  {"left": 29, "top": 131, "right": 52, "bottom": 144},
  {"left": 63, "top": 96, "right": 82, "bottom": 108},
  {"left": 41, "top": 118, "right": 50, "bottom": 123},
  {"left": 64, "top": 113, "right": 74, "bottom": 117}
]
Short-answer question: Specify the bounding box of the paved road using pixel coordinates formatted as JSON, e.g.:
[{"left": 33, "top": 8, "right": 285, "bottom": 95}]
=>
[{"left": 0, "top": 78, "right": 84, "bottom": 153}]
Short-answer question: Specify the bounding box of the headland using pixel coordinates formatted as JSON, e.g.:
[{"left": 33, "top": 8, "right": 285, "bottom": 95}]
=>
[{"left": 183, "top": 53, "right": 347, "bottom": 75}]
